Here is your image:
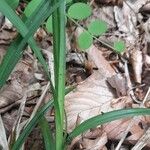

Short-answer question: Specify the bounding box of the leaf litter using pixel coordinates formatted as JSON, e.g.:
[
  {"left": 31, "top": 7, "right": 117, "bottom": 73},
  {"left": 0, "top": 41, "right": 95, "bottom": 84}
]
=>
[{"left": 0, "top": 0, "right": 150, "bottom": 149}]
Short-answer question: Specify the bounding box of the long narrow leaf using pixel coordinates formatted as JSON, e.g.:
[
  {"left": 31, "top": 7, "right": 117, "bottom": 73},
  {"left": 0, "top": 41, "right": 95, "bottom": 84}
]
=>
[
  {"left": 39, "top": 116, "right": 55, "bottom": 150},
  {"left": 12, "top": 100, "right": 53, "bottom": 150},
  {"left": 0, "top": 0, "right": 48, "bottom": 87},
  {"left": 52, "top": 0, "right": 66, "bottom": 149},
  {"left": 67, "top": 108, "right": 150, "bottom": 143},
  {"left": 0, "top": 0, "right": 62, "bottom": 89},
  {"left": 12, "top": 86, "right": 74, "bottom": 150}
]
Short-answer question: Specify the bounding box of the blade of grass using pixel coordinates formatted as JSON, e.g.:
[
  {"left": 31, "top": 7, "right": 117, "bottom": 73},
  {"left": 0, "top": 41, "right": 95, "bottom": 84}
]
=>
[
  {"left": 12, "top": 86, "right": 74, "bottom": 150},
  {"left": 0, "top": 0, "right": 62, "bottom": 90},
  {"left": 12, "top": 100, "right": 53, "bottom": 150},
  {"left": 39, "top": 116, "right": 55, "bottom": 150},
  {"left": 0, "top": 0, "right": 48, "bottom": 87},
  {"left": 67, "top": 108, "right": 150, "bottom": 143},
  {"left": 52, "top": 0, "right": 66, "bottom": 149}
]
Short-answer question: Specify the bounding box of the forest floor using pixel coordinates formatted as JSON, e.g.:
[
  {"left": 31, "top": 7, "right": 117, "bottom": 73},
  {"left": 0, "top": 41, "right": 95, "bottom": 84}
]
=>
[{"left": 0, "top": 0, "right": 150, "bottom": 149}]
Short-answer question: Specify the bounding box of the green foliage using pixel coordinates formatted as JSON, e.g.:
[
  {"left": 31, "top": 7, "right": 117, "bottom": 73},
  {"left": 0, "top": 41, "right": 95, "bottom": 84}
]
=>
[
  {"left": 6, "top": 0, "right": 19, "bottom": 9},
  {"left": 68, "top": 2, "right": 92, "bottom": 20},
  {"left": 0, "top": 0, "right": 59, "bottom": 89},
  {"left": 68, "top": 108, "right": 150, "bottom": 142},
  {"left": 77, "top": 31, "right": 93, "bottom": 50},
  {"left": 114, "top": 40, "right": 125, "bottom": 53},
  {"left": 24, "top": 0, "right": 42, "bottom": 17},
  {"left": 87, "top": 20, "right": 107, "bottom": 36},
  {"left": 46, "top": 15, "right": 67, "bottom": 33},
  {"left": 39, "top": 117, "right": 55, "bottom": 150},
  {"left": 46, "top": 15, "right": 53, "bottom": 33},
  {"left": 66, "top": 0, "right": 72, "bottom": 4},
  {"left": 0, "top": 0, "right": 143, "bottom": 150}
]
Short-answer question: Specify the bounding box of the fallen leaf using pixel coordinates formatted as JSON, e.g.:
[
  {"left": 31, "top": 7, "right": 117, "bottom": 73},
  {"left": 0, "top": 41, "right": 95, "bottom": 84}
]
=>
[
  {"left": 0, "top": 115, "right": 8, "bottom": 150},
  {"left": 130, "top": 49, "right": 143, "bottom": 83},
  {"left": 65, "top": 45, "right": 116, "bottom": 132}
]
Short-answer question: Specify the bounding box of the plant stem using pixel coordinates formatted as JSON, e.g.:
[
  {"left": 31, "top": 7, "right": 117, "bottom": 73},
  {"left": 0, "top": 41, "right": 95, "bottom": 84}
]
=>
[{"left": 52, "top": 0, "right": 66, "bottom": 149}]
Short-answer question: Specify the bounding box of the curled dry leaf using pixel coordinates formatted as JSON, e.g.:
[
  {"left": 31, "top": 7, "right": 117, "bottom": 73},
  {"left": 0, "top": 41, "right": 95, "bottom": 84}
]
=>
[
  {"left": 130, "top": 49, "right": 143, "bottom": 83},
  {"left": 140, "top": 2, "right": 150, "bottom": 14},
  {"left": 82, "top": 132, "right": 107, "bottom": 150}
]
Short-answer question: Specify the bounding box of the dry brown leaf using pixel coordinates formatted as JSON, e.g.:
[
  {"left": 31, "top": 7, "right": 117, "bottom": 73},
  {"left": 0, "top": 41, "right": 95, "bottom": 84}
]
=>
[
  {"left": 0, "top": 13, "right": 4, "bottom": 28},
  {"left": 130, "top": 49, "right": 143, "bottom": 83},
  {"left": 0, "top": 80, "right": 23, "bottom": 109},
  {"left": 65, "top": 45, "right": 150, "bottom": 149},
  {"left": 131, "top": 128, "right": 150, "bottom": 150},
  {"left": 0, "top": 115, "right": 9, "bottom": 150},
  {"left": 82, "top": 132, "right": 107, "bottom": 150},
  {"left": 94, "top": 0, "right": 123, "bottom": 6},
  {"left": 0, "top": 53, "right": 35, "bottom": 111},
  {"left": 145, "top": 55, "right": 150, "bottom": 65},
  {"left": 65, "top": 45, "right": 116, "bottom": 132},
  {"left": 107, "top": 74, "right": 127, "bottom": 97},
  {"left": 0, "top": 46, "right": 6, "bottom": 64}
]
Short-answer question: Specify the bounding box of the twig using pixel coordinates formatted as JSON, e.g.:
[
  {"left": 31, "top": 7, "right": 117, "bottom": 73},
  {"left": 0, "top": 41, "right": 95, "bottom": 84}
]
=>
[{"left": 143, "top": 87, "right": 150, "bottom": 104}]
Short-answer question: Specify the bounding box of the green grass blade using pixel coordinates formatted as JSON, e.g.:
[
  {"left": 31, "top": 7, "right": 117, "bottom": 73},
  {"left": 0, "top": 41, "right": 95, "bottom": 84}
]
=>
[
  {"left": 52, "top": 0, "right": 66, "bottom": 149},
  {"left": 67, "top": 108, "right": 150, "bottom": 143},
  {"left": 12, "top": 100, "right": 53, "bottom": 150},
  {"left": 0, "top": 0, "right": 48, "bottom": 87},
  {"left": 39, "top": 116, "right": 55, "bottom": 150},
  {"left": 12, "top": 86, "right": 74, "bottom": 150},
  {"left": 0, "top": 0, "right": 62, "bottom": 89}
]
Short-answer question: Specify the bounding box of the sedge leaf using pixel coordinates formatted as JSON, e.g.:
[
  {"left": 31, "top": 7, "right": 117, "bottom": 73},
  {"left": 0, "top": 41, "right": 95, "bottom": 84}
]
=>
[
  {"left": 0, "top": 0, "right": 61, "bottom": 89},
  {"left": 46, "top": 15, "right": 53, "bottom": 33},
  {"left": 67, "top": 108, "right": 150, "bottom": 142},
  {"left": 24, "top": 0, "right": 43, "bottom": 17},
  {"left": 39, "top": 117, "right": 55, "bottom": 150},
  {"left": 6, "top": 0, "right": 19, "bottom": 9},
  {"left": 12, "top": 86, "right": 74, "bottom": 150}
]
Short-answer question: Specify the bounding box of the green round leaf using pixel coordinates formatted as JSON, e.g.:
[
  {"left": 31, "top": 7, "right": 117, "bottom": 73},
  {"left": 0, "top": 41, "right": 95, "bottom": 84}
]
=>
[
  {"left": 24, "top": 0, "right": 42, "bottom": 17},
  {"left": 114, "top": 40, "right": 125, "bottom": 53},
  {"left": 68, "top": 3, "right": 92, "bottom": 20},
  {"left": 46, "top": 16, "right": 53, "bottom": 33},
  {"left": 77, "top": 31, "right": 93, "bottom": 50},
  {"left": 87, "top": 20, "right": 107, "bottom": 36},
  {"left": 6, "top": 0, "right": 19, "bottom": 9}
]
